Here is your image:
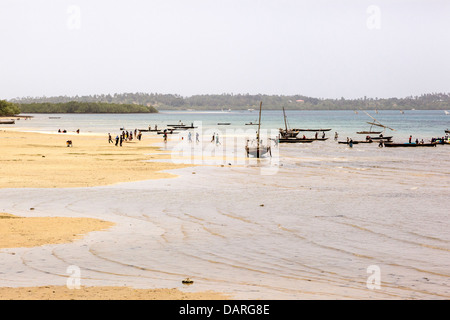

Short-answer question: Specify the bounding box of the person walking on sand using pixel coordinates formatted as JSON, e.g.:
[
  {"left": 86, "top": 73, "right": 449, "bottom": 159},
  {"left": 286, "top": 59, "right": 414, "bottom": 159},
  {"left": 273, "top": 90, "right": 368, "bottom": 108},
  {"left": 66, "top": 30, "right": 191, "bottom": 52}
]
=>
[
  {"left": 119, "top": 135, "right": 123, "bottom": 147},
  {"left": 215, "top": 133, "right": 221, "bottom": 145},
  {"left": 109, "top": 133, "right": 113, "bottom": 144},
  {"left": 115, "top": 135, "right": 119, "bottom": 146},
  {"left": 188, "top": 131, "right": 192, "bottom": 142},
  {"left": 211, "top": 133, "right": 215, "bottom": 143},
  {"left": 196, "top": 132, "right": 200, "bottom": 143}
]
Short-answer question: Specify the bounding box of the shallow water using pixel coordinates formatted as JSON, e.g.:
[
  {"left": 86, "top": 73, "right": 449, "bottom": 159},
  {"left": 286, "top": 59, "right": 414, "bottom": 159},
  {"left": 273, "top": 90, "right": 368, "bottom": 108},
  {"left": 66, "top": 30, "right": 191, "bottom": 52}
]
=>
[{"left": 0, "top": 111, "right": 449, "bottom": 299}]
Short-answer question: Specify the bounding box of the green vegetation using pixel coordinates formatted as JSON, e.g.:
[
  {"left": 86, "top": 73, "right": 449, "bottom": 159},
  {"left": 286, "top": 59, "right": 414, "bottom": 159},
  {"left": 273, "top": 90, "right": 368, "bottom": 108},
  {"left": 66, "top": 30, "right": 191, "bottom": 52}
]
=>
[
  {"left": 11, "top": 92, "right": 450, "bottom": 111},
  {"left": 18, "top": 101, "right": 158, "bottom": 114},
  {"left": 0, "top": 100, "right": 20, "bottom": 116}
]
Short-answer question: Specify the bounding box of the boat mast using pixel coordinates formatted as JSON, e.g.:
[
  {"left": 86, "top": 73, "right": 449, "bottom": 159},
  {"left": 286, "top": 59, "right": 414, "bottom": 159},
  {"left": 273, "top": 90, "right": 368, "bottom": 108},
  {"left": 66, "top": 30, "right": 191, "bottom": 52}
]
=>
[
  {"left": 282, "top": 106, "right": 288, "bottom": 132},
  {"left": 257, "top": 101, "right": 262, "bottom": 158}
]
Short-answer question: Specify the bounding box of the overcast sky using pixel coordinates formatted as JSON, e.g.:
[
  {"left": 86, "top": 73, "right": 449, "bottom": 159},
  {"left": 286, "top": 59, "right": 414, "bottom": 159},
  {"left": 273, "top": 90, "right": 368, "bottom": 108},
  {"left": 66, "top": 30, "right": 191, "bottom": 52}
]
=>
[{"left": 1, "top": 0, "right": 449, "bottom": 99}]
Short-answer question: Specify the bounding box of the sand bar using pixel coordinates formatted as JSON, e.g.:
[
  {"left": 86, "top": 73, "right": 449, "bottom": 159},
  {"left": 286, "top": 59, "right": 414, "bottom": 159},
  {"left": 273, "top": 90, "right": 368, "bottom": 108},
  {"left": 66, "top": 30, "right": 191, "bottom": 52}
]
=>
[{"left": 0, "top": 130, "right": 189, "bottom": 188}]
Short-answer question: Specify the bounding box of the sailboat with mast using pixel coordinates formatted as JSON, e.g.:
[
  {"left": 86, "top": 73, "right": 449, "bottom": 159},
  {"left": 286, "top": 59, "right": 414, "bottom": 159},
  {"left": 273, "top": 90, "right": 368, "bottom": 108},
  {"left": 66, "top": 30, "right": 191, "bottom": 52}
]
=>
[
  {"left": 278, "top": 107, "right": 314, "bottom": 143},
  {"left": 356, "top": 111, "right": 394, "bottom": 141},
  {"left": 279, "top": 107, "right": 300, "bottom": 138},
  {"left": 245, "top": 101, "right": 271, "bottom": 158}
]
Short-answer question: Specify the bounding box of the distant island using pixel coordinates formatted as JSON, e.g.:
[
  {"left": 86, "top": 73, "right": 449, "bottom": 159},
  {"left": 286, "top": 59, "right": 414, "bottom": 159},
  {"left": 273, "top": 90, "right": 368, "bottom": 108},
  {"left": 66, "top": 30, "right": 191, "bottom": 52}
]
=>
[
  {"left": 5, "top": 92, "right": 450, "bottom": 114},
  {"left": 13, "top": 101, "right": 158, "bottom": 115}
]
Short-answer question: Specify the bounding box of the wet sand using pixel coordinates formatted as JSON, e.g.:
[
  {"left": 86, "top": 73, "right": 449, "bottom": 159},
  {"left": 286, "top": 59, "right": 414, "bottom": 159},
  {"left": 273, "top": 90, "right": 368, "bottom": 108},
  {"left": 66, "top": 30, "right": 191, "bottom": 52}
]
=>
[{"left": 0, "top": 130, "right": 228, "bottom": 300}]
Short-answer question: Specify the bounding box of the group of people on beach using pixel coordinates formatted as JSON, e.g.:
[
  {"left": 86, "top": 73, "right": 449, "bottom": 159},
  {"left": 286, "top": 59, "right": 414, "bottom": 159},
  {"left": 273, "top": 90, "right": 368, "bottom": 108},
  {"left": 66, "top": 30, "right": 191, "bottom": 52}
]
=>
[
  {"left": 58, "top": 129, "right": 80, "bottom": 134},
  {"left": 108, "top": 129, "right": 142, "bottom": 147}
]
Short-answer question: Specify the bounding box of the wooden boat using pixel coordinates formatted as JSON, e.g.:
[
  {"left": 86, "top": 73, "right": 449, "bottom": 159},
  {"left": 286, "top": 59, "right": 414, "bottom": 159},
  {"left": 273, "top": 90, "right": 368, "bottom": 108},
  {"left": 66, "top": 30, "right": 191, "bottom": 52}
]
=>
[
  {"left": 217, "top": 123, "right": 231, "bottom": 125},
  {"left": 0, "top": 119, "right": 15, "bottom": 124},
  {"left": 384, "top": 142, "right": 437, "bottom": 148},
  {"left": 279, "top": 107, "right": 300, "bottom": 138},
  {"left": 139, "top": 126, "right": 160, "bottom": 132},
  {"left": 168, "top": 123, "right": 197, "bottom": 129},
  {"left": 157, "top": 130, "right": 179, "bottom": 134},
  {"left": 338, "top": 140, "right": 376, "bottom": 144},
  {"left": 357, "top": 111, "right": 395, "bottom": 137},
  {"left": 356, "top": 130, "right": 382, "bottom": 134},
  {"left": 279, "top": 138, "right": 313, "bottom": 143},
  {"left": 245, "top": 121, "right": 259, "bottom": 125},
  {"left": 245, "top": 101, "right": 271, "bottom": 158},
  {"left": 368, "top": 136, "right": 393, "bottom": 141},
  {"left": 293, "top": 128, "right": 331, "bottom": 132}
]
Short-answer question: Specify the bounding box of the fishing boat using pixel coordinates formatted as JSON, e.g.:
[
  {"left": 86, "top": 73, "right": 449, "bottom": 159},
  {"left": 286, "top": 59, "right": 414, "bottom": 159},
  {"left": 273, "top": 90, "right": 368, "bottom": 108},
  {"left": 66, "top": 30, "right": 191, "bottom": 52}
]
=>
[
  {"left": 245, "top": 121, "right": 259, "bottom": 125},
  {"left": 279, "top": 107, "right": 300, "bottom": 138},
  {"left": 279, "top": 138, "right": 313, "bottom": 143},
  {"left": 0, "top": 119, "right": 15, "bottom": 124},
  {"left": 245, "top": 101, "right": 271, "bottom": 158},
  {"left": 157, "top": 130, "right": 179, "bottom": 134},
  {"left": 167, "top": 122, "right": 197, "bottom": 129},
  {"left": 293, "top": 128, "right": 331, "bottom": 132},
  {"left": 357, "top": 111, "right": 395, "bottom": 137},
  {"left": 357, "top": 129, "right": 382, "bottom": 134},
  {"left": 367, "top": 136, "right": 393, "bottom": 141},
  {"left": 384, "top": 142, "right": 437, "bottom": 148},
  {"left": 217, "top": 123, "right": 231, "bottom": 125}
]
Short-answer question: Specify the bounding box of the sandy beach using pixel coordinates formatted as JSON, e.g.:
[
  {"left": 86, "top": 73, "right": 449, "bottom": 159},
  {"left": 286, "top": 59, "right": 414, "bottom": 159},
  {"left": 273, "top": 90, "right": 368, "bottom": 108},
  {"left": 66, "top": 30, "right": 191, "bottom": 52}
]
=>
[
  {"left": 0, "top": 286, "right": 228, "bottom": 300},
  {"left": 0, "top": 130, "right": 188, "bottom": 188},
  {"left": 0, "top": 129, "right": 228, "bottom": 300}
]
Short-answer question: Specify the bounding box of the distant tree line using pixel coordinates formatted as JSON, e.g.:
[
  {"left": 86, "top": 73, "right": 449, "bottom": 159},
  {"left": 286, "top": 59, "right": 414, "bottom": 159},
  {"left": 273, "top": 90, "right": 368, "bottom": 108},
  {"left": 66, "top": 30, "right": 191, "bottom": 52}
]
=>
[
  {"left": 0, "top": 100, "right": 21, "bottom": 116},
  {"left": 9, "top": 92, "right": 450, "bottom": 111},
  {"left": 17, "top": 101, "right": 158, "bottom": 114}
]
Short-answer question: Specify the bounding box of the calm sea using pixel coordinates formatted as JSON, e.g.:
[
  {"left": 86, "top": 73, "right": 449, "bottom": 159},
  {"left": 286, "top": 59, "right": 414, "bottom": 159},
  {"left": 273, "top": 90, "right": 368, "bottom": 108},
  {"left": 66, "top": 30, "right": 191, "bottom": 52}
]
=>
[{"left": 9, "top": 109, "right": 450, "bottom": 140}]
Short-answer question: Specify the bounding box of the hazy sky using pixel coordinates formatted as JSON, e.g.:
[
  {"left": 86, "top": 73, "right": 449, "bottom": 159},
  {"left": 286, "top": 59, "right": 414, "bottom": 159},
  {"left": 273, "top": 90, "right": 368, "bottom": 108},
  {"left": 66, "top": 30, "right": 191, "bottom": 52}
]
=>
[{"left": 1, "top": 0, "right": 449, "bottom": 99}]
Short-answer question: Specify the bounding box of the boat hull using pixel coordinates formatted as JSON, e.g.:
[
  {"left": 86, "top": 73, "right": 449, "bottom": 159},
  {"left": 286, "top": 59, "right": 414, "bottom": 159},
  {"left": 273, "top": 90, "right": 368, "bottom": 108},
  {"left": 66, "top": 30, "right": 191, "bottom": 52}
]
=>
[
  {"left": 0, "top": 120, "right": 15, "bottom": 124},
  {"left": 293, "top": 128, "right": 331, "bottom": 132},
  {"left": 279, "top": 138, "right": 313, "bottom": 143},
  {"left": 384, "top": 143, "right": 436, "bottom": 148}
]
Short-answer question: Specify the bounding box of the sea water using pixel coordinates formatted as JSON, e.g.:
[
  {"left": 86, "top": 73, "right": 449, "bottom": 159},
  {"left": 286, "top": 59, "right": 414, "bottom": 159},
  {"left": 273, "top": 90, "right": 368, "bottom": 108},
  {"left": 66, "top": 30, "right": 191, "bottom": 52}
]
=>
[{"left": 0, "top": 110, "right": 449, "bottom": 299}]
